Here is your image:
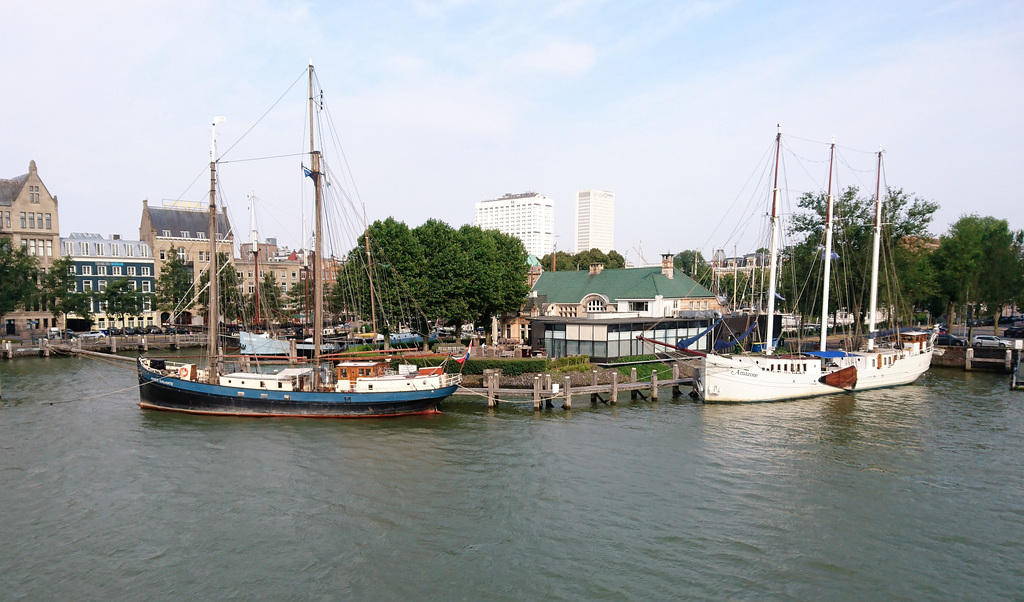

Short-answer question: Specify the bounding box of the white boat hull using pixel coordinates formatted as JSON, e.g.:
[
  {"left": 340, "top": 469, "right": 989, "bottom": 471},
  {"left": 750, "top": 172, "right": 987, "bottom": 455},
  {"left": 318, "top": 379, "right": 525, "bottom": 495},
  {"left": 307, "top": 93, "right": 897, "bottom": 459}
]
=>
[{"left": 695, "top": 344, "right": 934, "bottom": 403}]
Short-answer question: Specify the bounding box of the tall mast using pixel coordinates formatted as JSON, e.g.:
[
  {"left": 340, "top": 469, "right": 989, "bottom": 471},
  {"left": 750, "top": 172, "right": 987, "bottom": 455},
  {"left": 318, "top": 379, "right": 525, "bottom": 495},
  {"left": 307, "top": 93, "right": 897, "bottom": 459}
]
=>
[
  {"left": 309, "top": 63, "right": 324, "bottom": 385},
  {"left": 867, "top": 147, "right": 883, "bottom": 351},
  {"left": 763, "top": 126, "right": 782, "bottom": 355},
  {"left": 363, "top": 210, "right": 378, "bottom": 344},
  {"left": 207, "top": 116, "right": 224, "bottom": 381},
  {"left": 819, "top": 138, "right": 836, "bottom": 352},
  {"left": 249, "top": 190, "right": 260, "bottom": 327}
]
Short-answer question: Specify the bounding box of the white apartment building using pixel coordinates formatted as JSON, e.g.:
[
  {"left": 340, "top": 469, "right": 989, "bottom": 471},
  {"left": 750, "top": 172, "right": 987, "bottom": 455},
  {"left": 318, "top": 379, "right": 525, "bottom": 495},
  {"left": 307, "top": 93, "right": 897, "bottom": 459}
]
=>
[
  {"left": 474, "top": 192, "right": 554, "bottom": 257},
  {"left": 575, "top": 189, "right": 614, "bottom": 253}
]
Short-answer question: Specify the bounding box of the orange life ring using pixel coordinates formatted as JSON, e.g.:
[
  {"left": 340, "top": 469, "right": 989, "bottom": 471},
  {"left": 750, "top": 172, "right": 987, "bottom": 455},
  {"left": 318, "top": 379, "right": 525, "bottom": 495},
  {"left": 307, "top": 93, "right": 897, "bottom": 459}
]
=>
[{"left": 178, "top": 365, "right": 189, "bottom": 379}]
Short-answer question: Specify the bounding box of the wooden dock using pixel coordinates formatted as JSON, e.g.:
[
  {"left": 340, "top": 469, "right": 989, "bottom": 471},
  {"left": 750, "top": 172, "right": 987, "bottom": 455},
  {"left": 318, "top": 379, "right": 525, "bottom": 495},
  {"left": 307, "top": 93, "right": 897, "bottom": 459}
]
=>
[
  {"left": 931, "top": 346, "right": 1021, "bottom": 373},
  {"left": 2, "top": 334, "right": 206, "bottom": 360},
  {"left": 462, "top": 363, "right": 693, "bottom": 409}
]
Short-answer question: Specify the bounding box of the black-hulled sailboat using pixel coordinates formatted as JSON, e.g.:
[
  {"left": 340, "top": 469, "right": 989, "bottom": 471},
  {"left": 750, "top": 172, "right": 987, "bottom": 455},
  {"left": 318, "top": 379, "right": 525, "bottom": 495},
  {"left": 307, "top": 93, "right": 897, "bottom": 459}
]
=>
[{"left": 137, "top": 64, "right": 461, "bottom": 417}]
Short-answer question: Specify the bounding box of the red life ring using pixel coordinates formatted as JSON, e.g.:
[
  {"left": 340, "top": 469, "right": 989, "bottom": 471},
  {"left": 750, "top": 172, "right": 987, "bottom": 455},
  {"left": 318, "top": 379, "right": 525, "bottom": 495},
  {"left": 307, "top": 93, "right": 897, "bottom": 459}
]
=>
[{"left": 179, "top": 366, "right": 189, "bottom": 379}]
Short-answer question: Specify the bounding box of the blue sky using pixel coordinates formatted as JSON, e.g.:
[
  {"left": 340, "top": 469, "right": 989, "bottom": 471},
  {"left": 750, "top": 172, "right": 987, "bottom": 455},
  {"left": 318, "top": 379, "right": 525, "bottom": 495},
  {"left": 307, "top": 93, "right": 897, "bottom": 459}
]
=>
[{"left": 4, "top": 1, "right": 1022, "bottom": 264}]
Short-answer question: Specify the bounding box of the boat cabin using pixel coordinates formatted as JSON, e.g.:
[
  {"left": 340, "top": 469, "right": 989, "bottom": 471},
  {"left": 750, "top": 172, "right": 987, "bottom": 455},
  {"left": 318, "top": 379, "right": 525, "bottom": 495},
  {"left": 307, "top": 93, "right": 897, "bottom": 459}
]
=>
[
  {"left": 220, "top": 367, "right": 313, "bottom": 392},
  {"left": 336, "top": 360, "right": 387, "bottom": 388}
]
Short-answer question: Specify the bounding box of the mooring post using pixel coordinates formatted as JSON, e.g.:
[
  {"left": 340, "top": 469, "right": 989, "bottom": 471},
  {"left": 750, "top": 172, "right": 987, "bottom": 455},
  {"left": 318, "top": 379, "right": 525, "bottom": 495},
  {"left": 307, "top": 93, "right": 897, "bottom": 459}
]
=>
[
  {"left": 630, "top": 367, "right": 637, "bottom": 383},
  {"left": 289, "top": 339, "right": 298, "bottom": 365},
  {"left": 611, "top": 371, "right": 619, "bottom": 404},
  {"left": 110, "top": 337, "right": 117, "bottom": 354},
  {"left": 142, "top": 336, "right": 148, "bottom": 352},
  {"left": 965, "top": 347, "right": 973, "bottom": 371},
  {"left": 41, "top": 338, "right": 49, "bottom": 357},
  {"left": 2, "top": 340, "right": 11, "bottom": 360},
  {"left": 672, "top": 363, "right": 681, "bottom": 397},
  {"left": 486, "top": 370, "right": 497, "bottom": 407},
  {"left": 173, "top": 333, "right": 180, "bottom": 350},
  {"left": 591, "top": 369, "right": 598, "bottom": 387},
  {"left": 533, "top": 375, "right": 541, "bottom": 410},
  {"left": 563, "top": 375, "right": 572, "bottom": 409},
  {"left": 650, "top": 370, "right": 659, "bottom": 401}
]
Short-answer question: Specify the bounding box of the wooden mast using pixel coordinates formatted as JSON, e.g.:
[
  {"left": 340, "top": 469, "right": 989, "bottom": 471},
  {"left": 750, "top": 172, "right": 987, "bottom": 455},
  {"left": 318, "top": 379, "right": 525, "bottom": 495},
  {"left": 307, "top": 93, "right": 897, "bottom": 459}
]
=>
[
  {"left": 819, "top": 138, "right": 836, "bottom": 352},
  {"left": 763, "top": 126, "right": 782, "bottom": 355},
  {"left": 309, "top": 63, "right": 324, "bottom": 388},
  {"left": 207, "top": 116, "right": 224, "bottom": 381}
]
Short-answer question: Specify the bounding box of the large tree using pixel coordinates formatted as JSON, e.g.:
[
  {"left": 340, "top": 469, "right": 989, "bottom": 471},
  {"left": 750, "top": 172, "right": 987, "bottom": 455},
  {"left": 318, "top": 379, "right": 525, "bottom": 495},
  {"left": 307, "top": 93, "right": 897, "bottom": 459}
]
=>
[
  {"left": 103, "top": 278, "right": 144, "bottom": 330},
  {"left": 0, "top": 238, "right": 38, "bottom": 317},
  {"left": 540, "top": 248, "right": 626, "bottom": 271},
  {"left": 197, "top": 253, "right": 244, "bottom": 322},
  {"left": 933, "top": 215, "right": 1024, "bottom": 331},
  {"left": 785, "top": 186, "right": 939, "bottom": 331},
  {"left": 42, "top": 255, "right": 92, "bottom": 331},
  {"left": 155, "top": 245, "right": 193, "bottom": 319}
]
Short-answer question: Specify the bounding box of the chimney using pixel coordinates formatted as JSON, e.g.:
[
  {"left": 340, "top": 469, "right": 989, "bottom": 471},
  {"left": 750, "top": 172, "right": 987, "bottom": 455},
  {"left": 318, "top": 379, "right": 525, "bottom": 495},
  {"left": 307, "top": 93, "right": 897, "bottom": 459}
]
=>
[
  {"left": 661, "top": 254, "right": 674, "bottom": 279},
  {"left": 112, "top": 234, "right": 121, "bottom": 240},
  {"left": 589, "top": 263, "right": 604, "bottom": 275}
]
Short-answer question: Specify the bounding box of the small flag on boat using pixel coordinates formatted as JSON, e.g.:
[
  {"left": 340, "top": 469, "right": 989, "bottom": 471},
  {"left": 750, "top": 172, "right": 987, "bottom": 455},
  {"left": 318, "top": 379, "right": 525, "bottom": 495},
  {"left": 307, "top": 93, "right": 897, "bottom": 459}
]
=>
[
  {"left": 774, "top": 292, "right": 786, "bottom": 301},
  {"left": 303, "top": 167, "right": 312, "bottom": 178},
  {"left": 456, "top": 342, "right": 471, "bottom": 364}
]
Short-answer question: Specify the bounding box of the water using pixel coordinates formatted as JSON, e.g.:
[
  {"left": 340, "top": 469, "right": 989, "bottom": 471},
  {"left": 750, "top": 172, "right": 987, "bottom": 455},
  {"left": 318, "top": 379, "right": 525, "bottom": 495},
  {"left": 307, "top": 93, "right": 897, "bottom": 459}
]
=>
[{"left": 2, "top": 354, "right": 1022, "bottom": 600}]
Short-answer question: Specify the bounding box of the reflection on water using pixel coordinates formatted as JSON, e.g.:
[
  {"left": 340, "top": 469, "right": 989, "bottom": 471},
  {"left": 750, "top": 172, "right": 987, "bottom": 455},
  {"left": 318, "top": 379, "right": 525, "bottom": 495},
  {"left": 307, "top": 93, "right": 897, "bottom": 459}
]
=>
[{"left": 2, "top": 357, "right": 1022, "bottom": 599}]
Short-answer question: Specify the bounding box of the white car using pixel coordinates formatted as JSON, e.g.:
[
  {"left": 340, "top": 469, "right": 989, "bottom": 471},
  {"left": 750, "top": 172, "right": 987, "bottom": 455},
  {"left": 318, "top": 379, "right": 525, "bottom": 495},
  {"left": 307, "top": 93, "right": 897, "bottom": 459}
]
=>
[
  {"left": 971, "top": 335, "right": 1011, "bottom": 348},
  {"left": 78, "top": 331, "right": 105, "bottom": 339}
]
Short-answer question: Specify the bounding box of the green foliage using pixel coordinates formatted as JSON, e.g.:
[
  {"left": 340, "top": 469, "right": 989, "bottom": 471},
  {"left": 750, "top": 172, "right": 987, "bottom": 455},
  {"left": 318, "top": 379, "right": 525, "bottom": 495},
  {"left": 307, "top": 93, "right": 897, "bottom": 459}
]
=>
[
  {"left": 540, "top": 248, "right": 626, "bottom": 271},
  {"left": 338, "top": 218, "right": 531, "bottom": 338},
  {"left": 932, "top": 215, "right": 1024, "bottom": 330},
  {"left": 784, "top": 186, "right": 939, "bottom": 329},
  {"left": 198, "top": 252, "right": 244, "bottom": 322},
  {"left": 103, "top": 278, "right": 144, "bottom": 326},
  {"left": 609, "top": 355, "right": 673, "bottom": 380},
  {"left": 674, "top": 250, "right": 712, "bottom": 288},
  {"left": 43, "top": 255, "right": 91, "bottom": 323},
  {"left": 155, "top": 245, "right": 193, "bottom": 313},
  {"left": 399, "top": 356, "right": 549, "bottom": 376},
  {"left": 0, "top": 238, "right": 37, "bottom": 316}
]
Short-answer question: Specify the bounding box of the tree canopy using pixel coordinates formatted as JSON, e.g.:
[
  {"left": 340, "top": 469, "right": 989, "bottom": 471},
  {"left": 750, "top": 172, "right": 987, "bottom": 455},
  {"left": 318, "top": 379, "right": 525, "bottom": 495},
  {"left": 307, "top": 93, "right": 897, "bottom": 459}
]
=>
[{"left": 0, "top": 238, "right": 38, "bottom": 317}]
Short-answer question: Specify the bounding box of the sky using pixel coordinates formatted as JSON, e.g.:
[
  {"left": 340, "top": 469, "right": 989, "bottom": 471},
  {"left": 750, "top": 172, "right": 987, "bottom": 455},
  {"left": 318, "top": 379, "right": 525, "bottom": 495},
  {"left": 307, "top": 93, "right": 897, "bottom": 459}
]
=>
[{"left": 3, "top": 0, "right": 1022, "bottom": 265}]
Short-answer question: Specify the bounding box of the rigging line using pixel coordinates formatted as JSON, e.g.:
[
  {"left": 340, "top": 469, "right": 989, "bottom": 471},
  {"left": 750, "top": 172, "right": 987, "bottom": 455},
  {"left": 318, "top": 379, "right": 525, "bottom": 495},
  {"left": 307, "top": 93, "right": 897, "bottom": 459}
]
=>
[
  {"left": 219, "top": 152, "right": 307, "bottom": 164},
  {"left": 45, "top": 375, "right": 169, "bottom": 405},
  {"left": 219, "top": 68, "right": 307, "bottom": 162}
]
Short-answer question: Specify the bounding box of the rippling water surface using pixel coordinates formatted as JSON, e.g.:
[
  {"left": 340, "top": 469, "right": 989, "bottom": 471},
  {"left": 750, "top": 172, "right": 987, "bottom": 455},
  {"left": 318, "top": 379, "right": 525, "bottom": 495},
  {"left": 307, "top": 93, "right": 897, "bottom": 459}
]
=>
[{"left": 2, "top": 355, "right": 1022, "bottom": 600}]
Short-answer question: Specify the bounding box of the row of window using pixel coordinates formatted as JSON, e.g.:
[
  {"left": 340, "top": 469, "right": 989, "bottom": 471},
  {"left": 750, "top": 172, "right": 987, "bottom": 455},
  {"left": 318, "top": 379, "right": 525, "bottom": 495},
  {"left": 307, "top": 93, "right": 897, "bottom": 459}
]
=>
[
  {"left": 86, "top": 296, "right": 153, "bottom": 313},
  {"left": 159, "top": 229, "right": 215, "bottom": 240},
  {"left": 64, "top": 241, "right": 148, "bottom": 258},
  {"left": 9, "top": 211, "right": 52, "bottom": 230},
  {"left": 75, "top": 280, "right": 152, "bottom": 293},
  {"left": 22, "top": 239, "right": 53, "bottom": 257},
  {"left": 74, "top": 265, "right": 151, "bottom": 276}
]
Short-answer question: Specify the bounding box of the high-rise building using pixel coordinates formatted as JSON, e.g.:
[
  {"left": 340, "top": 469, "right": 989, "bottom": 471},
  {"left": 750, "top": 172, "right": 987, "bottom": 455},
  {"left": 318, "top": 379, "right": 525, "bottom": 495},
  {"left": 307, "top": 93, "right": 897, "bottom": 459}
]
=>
[
  {"left": 575, "top": 189, "right": 614, "bottom": 253},
  {"left": 474, "top": 192, "right": 554, "bottom": 258}
]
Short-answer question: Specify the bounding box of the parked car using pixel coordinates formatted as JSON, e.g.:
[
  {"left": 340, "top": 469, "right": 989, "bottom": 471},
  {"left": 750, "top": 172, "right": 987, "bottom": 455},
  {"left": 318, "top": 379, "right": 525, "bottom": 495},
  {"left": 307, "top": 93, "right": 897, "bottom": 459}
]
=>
[
  {"left": 1003, "top": 327, "right": 1024, "bottom": 339},
  {"left": 972, "top": 335, "right": 1012, "bottom": 348},
  {"left": 145, "top": 325, "right": 163, "bottom": 334},
  {"left": 935, "top": 334, "right": 967, "bottom": 347},
  {"left": 78, "top": 331, "right": 105, "bottom": 339}
]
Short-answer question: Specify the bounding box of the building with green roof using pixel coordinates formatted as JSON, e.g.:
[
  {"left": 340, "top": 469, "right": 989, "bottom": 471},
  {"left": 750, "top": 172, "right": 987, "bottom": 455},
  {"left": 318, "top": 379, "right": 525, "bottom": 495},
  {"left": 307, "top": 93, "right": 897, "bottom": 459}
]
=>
[{"left": 524, "top": 255, "right": 724, "bottom": 359}]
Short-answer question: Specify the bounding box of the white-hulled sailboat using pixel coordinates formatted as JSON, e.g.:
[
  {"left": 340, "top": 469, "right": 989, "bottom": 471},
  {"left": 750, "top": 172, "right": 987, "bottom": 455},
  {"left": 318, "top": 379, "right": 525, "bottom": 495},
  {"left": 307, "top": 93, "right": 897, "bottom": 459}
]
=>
[{"left": 687, "top": 130, "right": 934, "bottom": 402}]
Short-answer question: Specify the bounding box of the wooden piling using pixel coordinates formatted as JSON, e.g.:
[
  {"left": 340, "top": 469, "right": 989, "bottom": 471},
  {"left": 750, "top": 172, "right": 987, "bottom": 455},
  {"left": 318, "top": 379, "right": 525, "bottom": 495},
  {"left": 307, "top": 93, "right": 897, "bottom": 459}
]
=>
[
  {"left": 142, "top": 336, "right": 148, "bottom": 351},
  {"left": 533, "top": 375, "right": 541, "bottom": 410},
  {"left": 289, "top": 339, "right": 298, "bottom": 365},
  {"left": 173, "top": 333, "right": 180, "bottom": 350},
  {"left": 965, "top": 347, "right": 974, "bottom": 371},
  {"left": 672, "top": 363, "right": 681, "bottom": 397},
  {"left": 630, "top": 367, "right": 638, "bottom": 400},
  {"left": 563, "top": 375, "right": 572, "bottom": 409},
  {"left": 651, "top": 370, "right": 658, "bottom": 401},
  {"left": 610, "top": 371, "right": 618, "bottom": 404},
  {"left": 2, "top": 340, "right": 11, "bottom": 360},
  {"left": 110, "top": 337, "right": 117, "bottom": 354},
  {"left": 544, "top": 373, "right": 553, "bottom": 408},
  {"left": 1006, "top": 349, "right": 1013, "bottom": 372}
]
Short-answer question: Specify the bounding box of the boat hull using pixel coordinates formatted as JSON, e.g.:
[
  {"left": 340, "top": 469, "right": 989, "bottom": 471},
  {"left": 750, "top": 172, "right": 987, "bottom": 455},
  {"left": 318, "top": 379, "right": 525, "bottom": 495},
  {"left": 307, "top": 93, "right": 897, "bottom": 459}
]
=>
[
  {"left": 695, "top": 348, "right": 934, "bottom": 403},
  {"left": 137, "top": 359, "right": 456, "bottom": 418}
]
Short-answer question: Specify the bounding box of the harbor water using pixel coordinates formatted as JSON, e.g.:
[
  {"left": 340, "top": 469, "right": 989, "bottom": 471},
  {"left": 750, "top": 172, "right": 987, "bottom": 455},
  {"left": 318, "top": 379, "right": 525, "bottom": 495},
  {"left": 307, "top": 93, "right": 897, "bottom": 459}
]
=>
[{"left": 1, "top": 354, "right": 1022, "bottom": 600}]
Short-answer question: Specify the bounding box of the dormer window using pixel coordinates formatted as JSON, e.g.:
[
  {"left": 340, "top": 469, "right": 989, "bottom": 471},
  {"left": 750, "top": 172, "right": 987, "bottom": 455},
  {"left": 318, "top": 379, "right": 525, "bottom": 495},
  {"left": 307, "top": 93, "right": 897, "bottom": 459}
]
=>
[
  {"left": 180, "top": 231, "right": 189, "bottom": 238},
  {"left": 587, "top": 299, "right": 604, "bottom": 313},
  {"left": 161, "top": 229, "right": 171, "bottom": 237}
]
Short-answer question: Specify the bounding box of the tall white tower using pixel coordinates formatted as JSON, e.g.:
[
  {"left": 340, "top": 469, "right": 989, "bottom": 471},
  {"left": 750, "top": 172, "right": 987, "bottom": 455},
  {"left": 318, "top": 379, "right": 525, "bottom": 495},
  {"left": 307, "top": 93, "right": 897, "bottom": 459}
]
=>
[
  {"left": 575, "top": 189, "right": 614, "bottom": 253},
  {"left": 474, "top": 192, "right": 554, "bottom": 258}
]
